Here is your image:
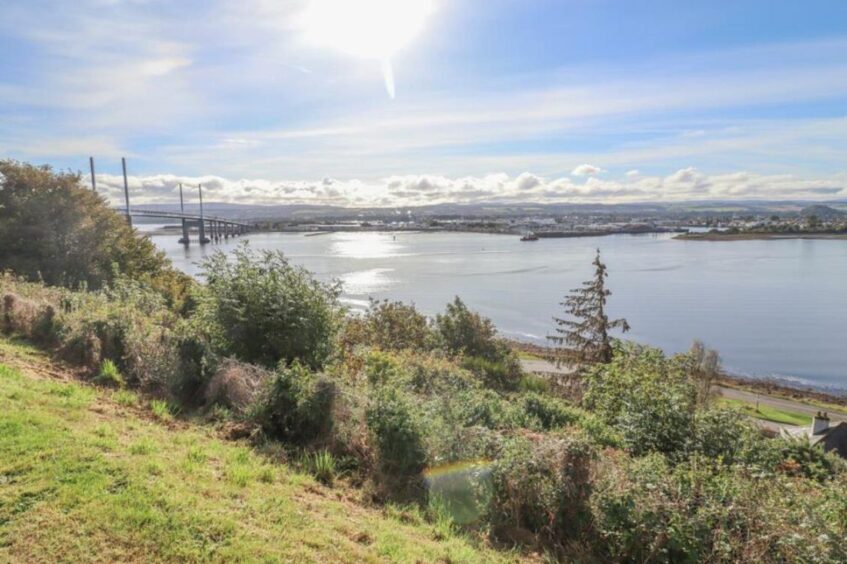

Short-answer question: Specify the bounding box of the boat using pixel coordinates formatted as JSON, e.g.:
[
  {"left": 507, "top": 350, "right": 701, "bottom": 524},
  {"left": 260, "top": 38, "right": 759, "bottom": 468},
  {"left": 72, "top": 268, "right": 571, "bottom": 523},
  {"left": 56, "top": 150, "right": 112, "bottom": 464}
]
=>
[{"left": 520, "top": 232, "right": 539, "bottom": 241}]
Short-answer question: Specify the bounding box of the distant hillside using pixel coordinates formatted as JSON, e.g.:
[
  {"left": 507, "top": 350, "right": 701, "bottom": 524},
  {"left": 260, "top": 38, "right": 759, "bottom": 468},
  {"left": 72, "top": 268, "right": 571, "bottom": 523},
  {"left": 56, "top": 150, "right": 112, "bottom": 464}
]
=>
[
  {"left": 127, "top": 199, "right": 847, "bottom": 223},
  {"left": 800, "top": 204, "right": 846, "bottom": 219}
]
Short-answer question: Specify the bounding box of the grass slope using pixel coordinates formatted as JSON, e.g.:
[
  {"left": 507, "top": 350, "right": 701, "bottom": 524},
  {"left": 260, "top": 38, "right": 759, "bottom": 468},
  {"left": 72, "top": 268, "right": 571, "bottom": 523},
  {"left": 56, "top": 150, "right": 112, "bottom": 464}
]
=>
[{"left": 0, "top": 341, "right": 509, "bottom": 563}]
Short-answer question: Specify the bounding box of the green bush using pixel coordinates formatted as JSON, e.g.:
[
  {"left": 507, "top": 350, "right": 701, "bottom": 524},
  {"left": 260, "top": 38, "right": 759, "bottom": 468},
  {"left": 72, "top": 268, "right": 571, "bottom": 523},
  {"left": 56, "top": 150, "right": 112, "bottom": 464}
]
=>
[
  {"left": 363, "top": 349, "right": 477, "bottom": 395},
  {"left": 168, "top": 318, "right": 219, "bottom": 405},
  {"left": 435, "top": 297, "right": 500, "bottom": 360},
  {"left": 460, "top": 353, "right": 522, "bottom": 390},
  {"left": 690, "top": 407, "right": 765, "bottom": 464},
  {"left": 514, "top": 392, "right": 583, "bottom": 431},
  {"left": 196, "top": 244, "right": 341, "bottom": 369},
  {"left": 516, "top": 372, "right": 550, "bottom": 394},
  {"left": 452, "top": 388, "right": 510, "bottom": 429},
  {"left": 771, "top": 436, "right": 847, "bottom": 482},
  {"left": 253, "top": 362, "right": 336, "bottom": 445},
  {"left": 488, "top": 433, "right": 594, "bottom": 544},
  {"left": 345, "top": 299, "right": 435, "bottom": 352},
  {"left": 591, "top": 453, "right": 847, "bottom": 563},
  {"left": 584, "top": 343, "right": 696, "bottom": 457},
  {"left": 366, "top": 388, "right": 428, "bottom": 495},
  {"left": 55, "top": 279, "right": 182, "bottom": 392}
]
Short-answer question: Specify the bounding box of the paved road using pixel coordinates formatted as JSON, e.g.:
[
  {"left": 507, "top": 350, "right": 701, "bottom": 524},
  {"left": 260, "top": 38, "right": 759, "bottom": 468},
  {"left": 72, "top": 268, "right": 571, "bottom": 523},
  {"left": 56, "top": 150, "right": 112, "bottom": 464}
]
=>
[
  {"left": 717, "top": 386, "right": 847, "bottom": 421},
  {"left": 519, "top": 358, "right": 847, "bottom": 431}
]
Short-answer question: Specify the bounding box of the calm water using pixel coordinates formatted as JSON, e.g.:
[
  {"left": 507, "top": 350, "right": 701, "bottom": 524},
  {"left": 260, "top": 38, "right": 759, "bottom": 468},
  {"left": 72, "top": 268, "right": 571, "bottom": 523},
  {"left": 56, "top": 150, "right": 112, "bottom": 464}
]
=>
[{"left": 151, "top": 230, "right": 847, "bottom": 391}]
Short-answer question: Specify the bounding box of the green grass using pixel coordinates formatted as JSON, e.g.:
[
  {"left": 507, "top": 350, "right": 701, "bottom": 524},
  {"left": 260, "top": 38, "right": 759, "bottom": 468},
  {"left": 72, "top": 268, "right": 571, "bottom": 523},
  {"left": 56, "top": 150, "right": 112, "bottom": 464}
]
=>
[
  {"left": 514, "top": 350, "right": 543, "bottom": 361},
  {"left": 718, "top": 398, "right": 813, "bottom": 426},
  {"left": 95, "top": 359, "right": 125, "bottom": 388},
  {"left": 149, "top": 399, "right": 173, "bottom": 422},
  {"left": 720, "top": 381, "right": 847, "bottom": 415},
  {"left": 0, "top": 340, "right": 510, "bottom": 563}
]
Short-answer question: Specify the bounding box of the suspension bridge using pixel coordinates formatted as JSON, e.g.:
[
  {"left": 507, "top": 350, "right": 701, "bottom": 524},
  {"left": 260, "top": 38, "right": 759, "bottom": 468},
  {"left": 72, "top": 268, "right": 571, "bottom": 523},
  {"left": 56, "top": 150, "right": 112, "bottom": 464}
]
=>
[{"left": 90, "top": 157, "right": 250, "bottom": 245}]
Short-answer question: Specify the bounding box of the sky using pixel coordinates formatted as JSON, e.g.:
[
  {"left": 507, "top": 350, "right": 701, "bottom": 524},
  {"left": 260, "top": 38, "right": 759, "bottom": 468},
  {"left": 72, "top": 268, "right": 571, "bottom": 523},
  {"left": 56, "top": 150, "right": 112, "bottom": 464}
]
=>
[{"left": 1, "top": 0, "right": 847, "bottom": 207}]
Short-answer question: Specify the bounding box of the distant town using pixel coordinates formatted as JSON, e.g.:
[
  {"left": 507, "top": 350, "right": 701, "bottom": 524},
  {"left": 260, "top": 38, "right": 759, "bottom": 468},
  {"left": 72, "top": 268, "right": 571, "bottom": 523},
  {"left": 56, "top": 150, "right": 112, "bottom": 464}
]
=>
[{"left": 146, "top": 200, "right": 847, "bottom": 240}]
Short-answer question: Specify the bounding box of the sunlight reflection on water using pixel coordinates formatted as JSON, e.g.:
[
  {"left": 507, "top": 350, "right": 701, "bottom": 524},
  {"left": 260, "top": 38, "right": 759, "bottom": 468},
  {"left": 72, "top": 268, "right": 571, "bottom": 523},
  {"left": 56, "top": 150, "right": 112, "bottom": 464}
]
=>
[
  {"left": 339, "top": 267, "right": 395, "bottom": 294},
  {"left": 330, "top": 232, "right": 405, "bottom": 259}
]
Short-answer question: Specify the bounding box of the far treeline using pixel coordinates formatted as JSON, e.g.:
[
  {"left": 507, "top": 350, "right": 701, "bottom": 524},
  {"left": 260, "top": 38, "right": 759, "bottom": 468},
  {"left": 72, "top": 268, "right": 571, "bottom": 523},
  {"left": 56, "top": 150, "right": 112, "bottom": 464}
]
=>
[{"left": 1, "top": 160, "right": 845, "bottom": 562}]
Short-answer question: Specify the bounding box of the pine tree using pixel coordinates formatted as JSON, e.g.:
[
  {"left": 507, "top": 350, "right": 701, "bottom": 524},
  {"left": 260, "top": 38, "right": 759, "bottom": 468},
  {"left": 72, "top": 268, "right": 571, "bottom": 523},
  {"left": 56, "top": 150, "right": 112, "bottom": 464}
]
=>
[{"left": 548, "top": 250, "right": 629, "bottom": 365}]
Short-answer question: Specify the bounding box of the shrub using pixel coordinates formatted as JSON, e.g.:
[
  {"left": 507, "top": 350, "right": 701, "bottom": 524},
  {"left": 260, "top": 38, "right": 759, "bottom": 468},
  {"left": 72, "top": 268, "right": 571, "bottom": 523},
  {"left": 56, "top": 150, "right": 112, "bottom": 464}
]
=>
[
  {"left": 347, "top": 299, "right": 436, "bottom": 352},
  {"left": 513, "top": 392, "right": 583, "bottom": 431},
  {"left": 460, "top": 353, "right": 522, "bottom": 390},
  {"left": 452, "top": 388, "right": 511, "bottom": 429},
  {"left": 435, "top": 297, "right": 499, "bottom": 360},
  {"left": 584, "top": 343, "right": 696, "bottom": 457},
  {"left": 363, "top": 349, "right": 477, "bottom": 395},
  {"left": 435, "top": 298, "right": 523, "bottom": 390},
  {"left": 516, "top": 372, "right": 550, "bottom": 394},
  {"left": 366, "top": 388, "right": 428, "bottom": 497},
  {"left": 591, "top": 453, "right": 847, "bottom": 563},
  {"left": 55, "top": 280, "right": 182, "bottom": 392},
  {"left": 196, "top": 244, "right": 342, "bottom": 369},
  {"left": 488, "top": 433, "right": 594, "bottom": 545},
  {"left": 96, "top": 359, "right": 124, "bottom": 388},
  {"left": 690, "top": 407, "right": 764, "bottom": 464},
  {"left": 771, "top": 436, "right": 847, "bottom": 482},
  {"left": 253, "top": 362, "right": 336, "bottom": 445},
  {"left": 169, "top": 318, "right": 219, "bottom": 405}
]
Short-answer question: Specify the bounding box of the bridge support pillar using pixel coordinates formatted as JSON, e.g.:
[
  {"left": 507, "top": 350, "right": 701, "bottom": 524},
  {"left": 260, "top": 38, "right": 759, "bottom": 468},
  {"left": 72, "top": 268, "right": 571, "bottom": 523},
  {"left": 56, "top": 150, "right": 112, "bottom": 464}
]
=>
[
  {"left": 224, "top": 223, "right": 230, "bottom": 239},
  {"left": 179, "top": 218, "right": 190, "bottom": 245},
  {"left": 199, "top": 219, "right": 209, "bottom": 245}
]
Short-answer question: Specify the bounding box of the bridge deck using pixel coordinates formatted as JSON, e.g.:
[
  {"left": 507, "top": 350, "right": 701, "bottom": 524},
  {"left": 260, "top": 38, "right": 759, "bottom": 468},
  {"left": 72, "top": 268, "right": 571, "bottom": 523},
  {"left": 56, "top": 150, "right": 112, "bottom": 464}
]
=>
[{"left": 127, "top": 209, "right": 250, "bottom": 227}]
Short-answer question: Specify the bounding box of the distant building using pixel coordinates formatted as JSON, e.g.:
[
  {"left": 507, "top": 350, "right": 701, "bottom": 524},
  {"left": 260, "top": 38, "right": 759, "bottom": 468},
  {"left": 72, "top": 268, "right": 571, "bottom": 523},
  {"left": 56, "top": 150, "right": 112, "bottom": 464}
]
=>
[{"left": 787, "top": 412, "right": 847, "bottom": 458}]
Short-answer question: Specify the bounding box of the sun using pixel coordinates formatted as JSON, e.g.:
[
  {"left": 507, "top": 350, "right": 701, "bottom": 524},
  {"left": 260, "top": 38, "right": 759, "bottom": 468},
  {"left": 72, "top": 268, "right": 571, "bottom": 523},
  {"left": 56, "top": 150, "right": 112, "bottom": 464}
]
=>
[{"left": 298, "top": 0, "right": 436, "bottom": 97}]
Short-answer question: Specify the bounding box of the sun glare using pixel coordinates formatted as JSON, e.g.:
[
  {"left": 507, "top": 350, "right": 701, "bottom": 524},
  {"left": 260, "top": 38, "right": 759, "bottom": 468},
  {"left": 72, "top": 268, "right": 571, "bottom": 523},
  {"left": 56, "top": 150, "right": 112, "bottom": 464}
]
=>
[{"left": 298, "top": 0, "right": 436, "bottom": 97}]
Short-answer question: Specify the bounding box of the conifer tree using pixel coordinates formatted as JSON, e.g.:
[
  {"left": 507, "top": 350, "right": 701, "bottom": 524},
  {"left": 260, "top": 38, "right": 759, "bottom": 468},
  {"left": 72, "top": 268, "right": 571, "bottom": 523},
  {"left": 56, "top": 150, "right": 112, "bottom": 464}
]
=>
[{"left": 548, "top": 250, "right": 629, "bottom": 365}]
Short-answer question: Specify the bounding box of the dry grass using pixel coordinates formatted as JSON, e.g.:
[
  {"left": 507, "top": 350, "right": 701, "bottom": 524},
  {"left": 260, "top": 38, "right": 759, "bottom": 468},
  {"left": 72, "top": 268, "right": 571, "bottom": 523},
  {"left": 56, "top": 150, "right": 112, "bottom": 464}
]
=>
[{"left": 205, "top": 358, "right": 270, "bottom": 415}]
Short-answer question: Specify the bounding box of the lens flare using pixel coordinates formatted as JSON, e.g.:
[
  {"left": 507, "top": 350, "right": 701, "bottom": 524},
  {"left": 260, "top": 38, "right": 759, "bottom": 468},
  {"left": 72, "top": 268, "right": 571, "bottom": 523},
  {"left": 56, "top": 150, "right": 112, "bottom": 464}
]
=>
[
  {"left": 424, "top": 460, "right": 493, "bottom": 525},
  {"left": 298, "top": 0, "right": 436, "bottom": 97}
]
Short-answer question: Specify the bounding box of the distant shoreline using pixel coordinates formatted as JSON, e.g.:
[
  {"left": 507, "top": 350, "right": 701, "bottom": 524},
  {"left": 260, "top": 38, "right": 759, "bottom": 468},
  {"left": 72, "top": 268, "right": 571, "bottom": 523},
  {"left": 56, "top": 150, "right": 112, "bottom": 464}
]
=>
[
  {"left": 505, "top": 339, "right": 847, "bottom": 404},
  {"left": 143, "top": 224, "right": 685, "bottom": 239},
  {"left": 675, "top": 231, "right": 847, "bottom": 241}
]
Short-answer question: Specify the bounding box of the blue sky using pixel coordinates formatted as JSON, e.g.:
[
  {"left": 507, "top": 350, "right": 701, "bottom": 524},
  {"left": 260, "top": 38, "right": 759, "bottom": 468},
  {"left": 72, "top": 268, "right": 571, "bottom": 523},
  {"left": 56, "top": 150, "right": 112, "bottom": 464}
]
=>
[{"left": 1, "top": 0, "right": 846, "bottom": 205}]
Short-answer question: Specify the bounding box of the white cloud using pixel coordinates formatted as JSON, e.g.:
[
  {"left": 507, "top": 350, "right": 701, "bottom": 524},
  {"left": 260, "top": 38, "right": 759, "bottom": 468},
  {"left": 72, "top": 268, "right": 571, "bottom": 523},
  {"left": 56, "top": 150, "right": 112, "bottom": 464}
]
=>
[
  {"left": 2, "top": 4, "right": 847, "bottom": 193},
  {"left": 90, "top": 169, "right": 847, "bottom": 208},
  {"left": 515, "top": 172, "right": 543, "bottom": 190},
  {"left": 626, "top": 169, "right": 640, "bottom": 177},
  {"left": 571, "top": 164, "right": 605, "bottom": 177}
]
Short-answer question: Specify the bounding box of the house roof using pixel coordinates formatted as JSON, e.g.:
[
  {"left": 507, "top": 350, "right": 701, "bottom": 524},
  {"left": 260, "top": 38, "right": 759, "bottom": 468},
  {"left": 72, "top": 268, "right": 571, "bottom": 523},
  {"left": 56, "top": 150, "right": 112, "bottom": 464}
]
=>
[{"left": 810, "top": 421, "right": 847, "bottom": 446}]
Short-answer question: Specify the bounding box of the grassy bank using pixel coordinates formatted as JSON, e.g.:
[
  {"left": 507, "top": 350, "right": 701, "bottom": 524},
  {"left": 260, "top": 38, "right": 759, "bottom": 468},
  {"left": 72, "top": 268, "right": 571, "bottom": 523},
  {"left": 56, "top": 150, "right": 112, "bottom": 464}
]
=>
[
  {"left": 717, "top": 398, "right": 813, "bottom": 427},
  {"left": 0, "top": 338, "right": 507, "bottom": 563}
]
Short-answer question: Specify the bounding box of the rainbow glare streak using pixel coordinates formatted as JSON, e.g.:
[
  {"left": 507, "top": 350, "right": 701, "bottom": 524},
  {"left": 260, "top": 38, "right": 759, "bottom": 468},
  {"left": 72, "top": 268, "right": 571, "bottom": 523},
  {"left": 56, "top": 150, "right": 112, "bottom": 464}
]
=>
[
  {"left": 424, "top": 460, "right": 494, "bottom": 525},
  {"left": 424, "top": 459, "right": 492, "bottom": 480}
]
